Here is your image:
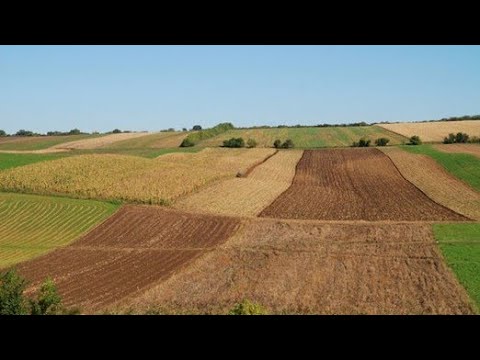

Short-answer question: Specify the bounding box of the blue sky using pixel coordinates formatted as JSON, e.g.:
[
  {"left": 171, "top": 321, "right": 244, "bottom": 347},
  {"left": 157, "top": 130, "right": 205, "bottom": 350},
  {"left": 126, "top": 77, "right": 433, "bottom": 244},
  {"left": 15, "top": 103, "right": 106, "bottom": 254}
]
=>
[{"left": 1, "top": 45, "right": 479, "bottom": 134}]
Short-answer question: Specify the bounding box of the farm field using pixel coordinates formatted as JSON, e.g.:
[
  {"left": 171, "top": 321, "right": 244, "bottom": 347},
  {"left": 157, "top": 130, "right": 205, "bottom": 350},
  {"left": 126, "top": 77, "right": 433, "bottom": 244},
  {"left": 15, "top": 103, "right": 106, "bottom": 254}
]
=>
[
  {"left": 381, "top": 147, "right": 480, "bottom": 220},
  {"left": 0, "top": 148, "right": 275, "bottom": 204},
  {"left": 174, "top": 150, "right": 303, "bottom": 216},
  {"left": 48, "top": 132, "right": 151, "bottom": 150},
  {"left": 0, "top": 134, "right": 98, "bottom": 151},
  {"left": 16, "top": 205, "right": 240, "bottom": 311},
  {"left": 403, "top": 145, "right": 480, "bottom": 191},
  {"left": 0, "top": 192, "right": 118, "bottom": 268},
  {"left": 103, "top": 131, "right": 188, "bottom": 149},
  {"left": 377, "top": 120, "right": 480, "bottom": 142},
  {"left": 259, "top": 148, "right": 467, "bottom": 221},
  {"left": 0, "top": 152, "right": 71, "bottom": 171},
  {"left": 198, "top": 126, "right": 407, "bottom": 148},
  {"left": 434, "top": 143, "right": 480, "bottom": 158},
  {"left": 433, "top": 223, "right": 480, "bottom": 312},
  {"left": 124, "top": 219, "right": 474, "bottom": 314}
]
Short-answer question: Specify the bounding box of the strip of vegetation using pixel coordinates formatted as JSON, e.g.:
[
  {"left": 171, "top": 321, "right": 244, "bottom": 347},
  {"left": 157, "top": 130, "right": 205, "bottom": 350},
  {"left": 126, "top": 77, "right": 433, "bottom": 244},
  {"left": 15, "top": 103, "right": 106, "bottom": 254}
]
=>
[
  {"left": 433, "top": 223, "right": 480, "bottom": 313},
  {"left": 402, "top": 144, "right": 480, "bottom": 191},
  {"left": 180, "top": 123, "right": 235, "bottom": 147},
  {"left": 443, "top": 132, "right": 480, "bottom": 144},
  {"left": 0, "top": 153, "right": 71, "bottom": 170}
]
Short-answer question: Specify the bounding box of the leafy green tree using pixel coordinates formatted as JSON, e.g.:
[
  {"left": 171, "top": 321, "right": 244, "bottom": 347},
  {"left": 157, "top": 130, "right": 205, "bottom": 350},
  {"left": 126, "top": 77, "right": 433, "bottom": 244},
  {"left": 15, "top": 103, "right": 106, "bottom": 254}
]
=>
[
  {"left": 0, "top": 270, "right": 28, "bottom": 315},
  {"left": 273, "top": 139, "right": 282, "bottom": 148},
  {"left": 281, "top": 139, "right": 294, "bottom": 149},
  {"left": 15, "top": 129, "right": 34, "bottom": 136},
  {"left": 68, "top": 128, "right": 81, "bottom": 135},
  {"left": 30, "top": 278, "right": 62, "bottom": 315},
  {"left": 375, "top": 138, "right": 390, "bottom": 146},
  {"left": 223, "top": 138, "right": 245, "bottom": 148},
  {"left": 112, "top": 129, "right": 122, "bottom": 134},
  {"left": 408, "top": 135, "right": 422, "bottom": 145},
  {"left": 0, "top": 130, "right": 6, "bottom": 136},
  {"left": 192, "top": 125, "right": 202, "bottom": 131}
]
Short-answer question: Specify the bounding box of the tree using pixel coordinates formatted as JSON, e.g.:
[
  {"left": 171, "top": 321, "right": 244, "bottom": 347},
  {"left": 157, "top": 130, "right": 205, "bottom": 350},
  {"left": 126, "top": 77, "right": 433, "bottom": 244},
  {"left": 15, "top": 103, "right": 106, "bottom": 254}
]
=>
[
  {"left": 352, "top": 138, "right": 371, "bottom": 147},
  {"left": 375, "top": 137, "right": 390, "bottom": 146},
  {"left": 456, "top": 132, "right": 469, "bottom": 143},
  {"left": 30, "top": 278, "right": 62, "bottom": 315},
  {"left": 192, "top": 125, "right": 202, "bottom": 131},
  {"left": 0, "top": 270, "right": 28, "bottom": 315},
  {"left": 408, "top": 135, "right": 422, "bottom": 145},
  {"left": 0, "top": 130, "right": 6, "bottom": 137},
  {"left": 182, "top": 128, "right": 187, "bottom": 132},
  {"left": 281, "top": 139, "right": 294, "bottom": 149},
  {"left": 68, "top": 128, "right": 81, "bottom": 135},
  {"left": 246, "top": 138, "right": 257, "bottom": 148},
  {"left": 273, "top": 139, "right": 282, "bottom": 148},
  {"left": 444, "top": 133, "right": 456, "bottom": 144},
  {"left": 15, "top": 129, "right": 34, "bottom": 137},
  {"left": 223, "top": 138, "right": 245, "bottom": 148},
  {"left": 112, "top": 129, "right": 122, "bottom": 134}
]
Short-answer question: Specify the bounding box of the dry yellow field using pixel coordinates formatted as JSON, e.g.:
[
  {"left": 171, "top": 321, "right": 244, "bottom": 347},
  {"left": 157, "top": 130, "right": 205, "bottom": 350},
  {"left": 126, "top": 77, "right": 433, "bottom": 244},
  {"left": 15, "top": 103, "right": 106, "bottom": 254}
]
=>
[
  {"left": 378, "top": 120, "right": 480, "bottom": 142},
  {"left": 103, "top": 132, "right": 188, "bottom": 149},
  {"left": 381, "top": 147, "right": 480, "bottom": 220},
  {"left": 174, "top": 150, "right": 303, "bottom": 216},
  {"left": 434, "top": 143, "right": 480, "bottom": 158},
  {"left": 0, "top": 148, "right": 275, "bottom": 204},
  {"left": 51, "top": 132, "right": 152, "bottom": 150}
]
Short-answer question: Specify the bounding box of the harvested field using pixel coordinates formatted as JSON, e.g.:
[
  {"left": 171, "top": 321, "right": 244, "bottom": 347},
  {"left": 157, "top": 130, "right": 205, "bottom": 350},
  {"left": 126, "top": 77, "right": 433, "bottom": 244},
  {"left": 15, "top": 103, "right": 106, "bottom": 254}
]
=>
[
  {"left": 259, "top": 148, "right": 468, "bottom": 221},
  {"left": 0, "top": 148, "right": 275, "bottom": 204},
  {"left": 198, "top": 126, "right": 407, "bottom": 148},
  {"left": 381, "top": 147, "right": 480, "bottom": 220},
  {"left": 124, "top": 219, "right": 474, "bottom": 314},
  {"left": 0, "top": 192, "right": 117, "bottom": 268},
  {"left": 0, "top": 134, "right": 97, "bottom": 151},
  {"left": 51, "top": 132, "right": 151, "bottom": 150},
  {"left": 174, "top": 150, "right": 303, "bottom": 216},
  {"left": 434, "top": 143, "right": 480, "bottom": 158},
  {"left": 16, "top": 205, "right": 240, "bottom": 311},
  {"left": 378, "top": 120, "right": 480, "bottom": 143},
  {"left": 104, "top": 132, "right": 188, "bottom": 149}
]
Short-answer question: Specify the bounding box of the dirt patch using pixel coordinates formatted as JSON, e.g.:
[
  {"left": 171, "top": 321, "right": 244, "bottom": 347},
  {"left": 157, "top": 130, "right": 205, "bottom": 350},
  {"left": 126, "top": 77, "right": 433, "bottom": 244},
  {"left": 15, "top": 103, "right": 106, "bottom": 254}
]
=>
[
  {"left": 16, "top": 205, "right": 240, "bottom": 311},
  {"left": 124, "top": 219, "right": 474, "bottom": 314},
  {"left": 174, "top": 150, "right": 303, "bottom": 217},
  {"left": 434, "top": 143, "right": 480, "bottom": 158},
  {"left": 381, "top": 147, "right": 480, "bottom": 220},
  {"left": 259, "top": 148, "right": 468, "bottom": 221}
]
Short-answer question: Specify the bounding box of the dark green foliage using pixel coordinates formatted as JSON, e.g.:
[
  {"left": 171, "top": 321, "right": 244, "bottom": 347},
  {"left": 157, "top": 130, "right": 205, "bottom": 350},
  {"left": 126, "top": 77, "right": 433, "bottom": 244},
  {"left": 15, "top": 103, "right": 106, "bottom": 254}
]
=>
[
  {"left": 273, "top": 139, "right": 282, "bottom": 148},
  {"left": 375, "top": 137, "right": 390, "bottom": 146},
  {"left": 180, "top": 123, "right": 234, "bottom": 147},
  {"left": 444, "top": 132, "right": 470, "bottom": 144},
  {"left": 469, "top": 136, "right": 480, "bottom": 144},
  {"left": 0, "top": 130, "right": 6, "bottom": 136},
  {"left": 15, "top": 129, "right": 35, "bottom": 137},
  {"left": 68, "top": 128, "right": 81, "bottom": 135},
  {"left": 246, "top": 138, "right": 257, "bottom": 148},
  {"left": 30, "top": 278, "right": 62, "bottom": 315},
  {"left": 112, "top": 129, "right": 122, "bottom": 134},
  {"left": 228, "top": 299, "right": 268, "bottom": 315},
  {"left": 192, "top": 125, "right": 202, "bottom": 131},
  {"left": 0, "top": 270, "right": 28, "bottom": 315},
  {"left": 182, "top": 128, "right": 187, "bottom": 132},
  {"left": 407, "top": 135, "right": 422, "bottom": 145},
  {"left": 223, "top": 137, "right": 245, "bottom": 148},
  {"left": 281, "top": 139, "right": 295, "bottom": 149},
  {"left": 352, "top": 138, "right": 371, "bottom": 147},
  {"left": 444, "top": 133, "right": 457, "bottom": 144}
]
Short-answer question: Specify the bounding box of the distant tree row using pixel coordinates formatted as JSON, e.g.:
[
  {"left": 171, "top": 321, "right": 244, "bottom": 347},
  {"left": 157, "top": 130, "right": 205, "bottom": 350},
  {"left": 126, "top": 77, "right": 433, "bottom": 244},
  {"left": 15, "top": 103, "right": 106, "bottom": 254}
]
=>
[
  {"left": 235, "top": 122, "right": 370, "bottom": 130},
  {"left": 443, "top": 132, "right": 480, "bottom": 144},
  {"left": 352, "top": 137, "right": 390, "bottom": 147},
  {"left": 273, "top": 139, "right": 295, "bottom": 149}
]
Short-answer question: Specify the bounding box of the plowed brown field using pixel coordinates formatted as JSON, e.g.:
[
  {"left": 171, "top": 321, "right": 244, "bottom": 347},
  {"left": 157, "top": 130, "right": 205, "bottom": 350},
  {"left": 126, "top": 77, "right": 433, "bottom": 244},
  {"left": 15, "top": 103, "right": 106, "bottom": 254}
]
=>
[
  {"left": 125, "top": 219, "right": 474, "bottom": 314},
  {"left": 259, "top": 148, "right": 467, "bottom": 221},
  {"left": 16, "top": 205, "right": 240, "bottom": 311},
  {"left": 434, "top": 143, "right": 480, "bottom": 158}
]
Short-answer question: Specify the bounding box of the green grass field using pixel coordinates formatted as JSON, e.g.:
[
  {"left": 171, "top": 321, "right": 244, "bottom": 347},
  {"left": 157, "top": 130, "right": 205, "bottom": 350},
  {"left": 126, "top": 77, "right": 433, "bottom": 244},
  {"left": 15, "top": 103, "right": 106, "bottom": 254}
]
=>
[
  {"left": 0, "top": 192, "right": 118, "bottom": 268},
  {"left": 403, "top": 145, "right": 480, "bottom": 191},
  {"left": 0, "top": 153, "right": 72, "bottom": 170},
  {"left": 198, "top": 126, "right": 407, "bottom": 148},
  {"left": 0, "top": 134, "right": 98, "bottom": 151},
  {"left": 433, "top": 223, "right": 480, "bottom": 312}
]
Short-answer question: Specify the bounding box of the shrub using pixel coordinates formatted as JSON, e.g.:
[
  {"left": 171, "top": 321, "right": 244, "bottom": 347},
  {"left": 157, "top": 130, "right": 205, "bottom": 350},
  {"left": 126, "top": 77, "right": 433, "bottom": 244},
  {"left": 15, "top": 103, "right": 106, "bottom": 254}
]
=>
[
  {"left": 273, "top": 139, "right": 282, "bottom": 148},
  {"left": 281, "top": 139, "right": 295, "bottom": 149},
  {"left": 112, "top": 129, "right": 122, "bottom": 134},
  {"left": 352, "top": 138, "right": 371, "bottom": 147},
  {"left": 192, "top": 125, "right": 202, "bottom": 131},
  {"left": 0, "top": 130, "right": 7, "bottom": 136},
  {"left": 15, "top": 129, "right": 34, "bottom": 137},
  {"left": 408, "top": 135, "right": 422, "bottom": 145},
  {"left": 29, "top": 278, "right": 62, "bottom": 315},
  {"left": 223, "top": 137, "right": 245, "bottom": 148},
  {"left": 228, "top": 299, "right": 268, "bottom": 315},
  {"left": 180, "top": 138, "right": 195, "bottom": 147},
  {"left": 180, "top": 123, "right": 234, "bottom": 147},
  {"left": 68, "top": 128, "right": 81, "bottom": 135},
  {"left": 0, "top": 270, "right": 28, "bottom": 315},
  {"left": 444, "top": 133, "right": 456, "bottom": 144},
  {"left": 456, "top": 132, "right": 469, "bottom": 143},
  {"left": 469, "top": 136, "right": 480, "bottom": 144},
  {"left": 182, "top": 128, "right": 187, "bottom": 132},
  {"left": 246, "top": 138, "right": 257, "bottom": 148},
  {"left": 375, "top": 137, "right": 390, "bottom": 146}
]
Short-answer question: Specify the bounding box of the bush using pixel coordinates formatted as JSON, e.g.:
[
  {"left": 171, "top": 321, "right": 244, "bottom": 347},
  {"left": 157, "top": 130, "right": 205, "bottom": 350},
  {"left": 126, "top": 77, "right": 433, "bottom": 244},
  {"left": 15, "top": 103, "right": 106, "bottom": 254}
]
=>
[
  {"left": 273, "top": 139, "right": 282, "bottom": 148},
  {"left": 15, "top": 129, "right": 34, "bottom": 137},
  {"left": 456, "top": 132, "right": 469, "bottom": 143},
  {"left": 182, "top": 128, "right": 187, "bottom": 132},
  {"left": 68, "top": 128, "right": 81, "bottom": 135},
  {"left": 0, "top": 130, "right": 7, "bottom": 136},
  {"left": 469, "top": 136, "right": 480, "bottom": 144},
  {"left": 407, "top": 135, "right": 422, "bottom": 145},
  {"left": 375, "top": 137, "right": 390, "bottom": 146},
  {"left": 112, "top": 129, "right": 122, "bottom": 134},
  {"left": 444, "top": 133, "right": 456, "bottom": 144},
  {"left": 223, "top": 137, "right": 245, "bottom": 148},
  {"left": 228, "top": 299, "right": 268, "bottom": 315},
  {"left": 180, "top": 138, "right": 195, "bottom": 147},
  {"left": 0, "top": 270, "right": 28, "bottom": 315},
  {"left": 281, "top": 139, "right": 294, "bottom": 149},
  {"left": 352, "top": 138, "right": 371, "bottom": 147},
  {"left": 246, "top": 138, "right": 257, "bottom": 148},
  {"left": 192, "top": 125, "right": 202, "bottom": 131},
  {"left": 29, "top": 278, "right": 62, "bottom": 315},
  {"left": 180, "top": 123, "right": 234, "bottom": 147}
]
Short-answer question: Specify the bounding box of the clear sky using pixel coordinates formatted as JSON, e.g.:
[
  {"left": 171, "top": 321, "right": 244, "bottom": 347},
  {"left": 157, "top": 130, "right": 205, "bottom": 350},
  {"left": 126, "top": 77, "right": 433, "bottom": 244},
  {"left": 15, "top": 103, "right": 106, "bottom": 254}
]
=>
[{"left": 1, "top": 45, "right": 480, "bottom": 134}]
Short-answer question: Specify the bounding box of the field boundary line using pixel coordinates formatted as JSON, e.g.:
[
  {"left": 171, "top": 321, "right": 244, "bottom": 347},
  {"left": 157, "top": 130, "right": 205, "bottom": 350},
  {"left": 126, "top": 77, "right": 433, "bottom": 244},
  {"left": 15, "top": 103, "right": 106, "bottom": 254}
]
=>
[
  {"left": 238, "top": 150, "right": 279, "bottom": 178},
  {"left": 380, "top": 148, "right": 473, "bottom": 221}
]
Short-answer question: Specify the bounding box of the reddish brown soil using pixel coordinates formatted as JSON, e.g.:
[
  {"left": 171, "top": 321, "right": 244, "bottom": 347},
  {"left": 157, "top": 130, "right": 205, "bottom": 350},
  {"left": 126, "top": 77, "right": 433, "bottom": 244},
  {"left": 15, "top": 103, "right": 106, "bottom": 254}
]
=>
[
  {"left": 259, "top": 148, "right": 468, "bottom": 221},
  {"left": 17, "top": 206, "right": 240, "bottom": 311}
]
